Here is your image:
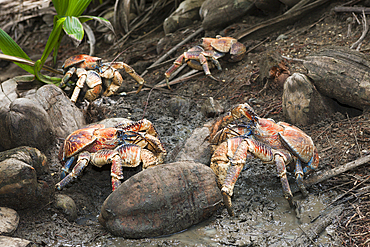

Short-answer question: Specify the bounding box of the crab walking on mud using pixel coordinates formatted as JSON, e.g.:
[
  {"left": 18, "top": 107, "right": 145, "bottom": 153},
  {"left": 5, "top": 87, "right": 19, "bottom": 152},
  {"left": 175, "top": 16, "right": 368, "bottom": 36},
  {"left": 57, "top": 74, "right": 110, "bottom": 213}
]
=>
[
  {"left": 60, "top": 54, "right": 145, "bottom": 103},
  {"left": 55, "top": 119, "right": 166, "bottom": 191},
  {"left": 164, "top": 36, "right": 246, "bottom": 86},
  {"left": 209, "top": 103, "right": 319, "bottom": 216}
]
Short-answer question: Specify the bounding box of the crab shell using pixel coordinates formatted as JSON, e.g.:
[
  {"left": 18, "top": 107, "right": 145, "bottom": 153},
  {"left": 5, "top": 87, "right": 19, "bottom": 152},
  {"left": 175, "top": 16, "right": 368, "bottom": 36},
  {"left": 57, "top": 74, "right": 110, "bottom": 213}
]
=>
[
  {"left": 58, "top": 124, "right": 120, "bottom": 163},
  {"left": 62, "top": 54, "right": 102, "bottom": 71},
  {"left": 201, "top": 36, "right": 246, "bottom": 62}
]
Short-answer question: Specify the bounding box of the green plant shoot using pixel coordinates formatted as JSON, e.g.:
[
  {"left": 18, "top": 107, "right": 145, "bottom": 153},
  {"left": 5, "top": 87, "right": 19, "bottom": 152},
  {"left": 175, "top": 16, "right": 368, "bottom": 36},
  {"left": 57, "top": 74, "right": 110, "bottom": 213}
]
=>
[{"left": 0, "top": 0, "right": 114, "bottom": 85}]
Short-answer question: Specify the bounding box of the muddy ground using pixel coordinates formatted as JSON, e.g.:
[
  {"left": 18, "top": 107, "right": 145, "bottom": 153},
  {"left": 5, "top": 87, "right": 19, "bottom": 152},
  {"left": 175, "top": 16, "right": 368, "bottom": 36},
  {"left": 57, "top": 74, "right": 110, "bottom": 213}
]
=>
[{"left": 2, "top": 0, "right": 370, "bottom": 246}]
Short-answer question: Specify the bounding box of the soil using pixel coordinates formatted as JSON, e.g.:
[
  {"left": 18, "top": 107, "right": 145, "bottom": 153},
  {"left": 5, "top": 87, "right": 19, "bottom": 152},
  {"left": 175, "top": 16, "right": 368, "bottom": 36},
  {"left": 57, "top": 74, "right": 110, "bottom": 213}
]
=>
[{"left": 2, "top": 0, "right": 370, "bottom": 246}]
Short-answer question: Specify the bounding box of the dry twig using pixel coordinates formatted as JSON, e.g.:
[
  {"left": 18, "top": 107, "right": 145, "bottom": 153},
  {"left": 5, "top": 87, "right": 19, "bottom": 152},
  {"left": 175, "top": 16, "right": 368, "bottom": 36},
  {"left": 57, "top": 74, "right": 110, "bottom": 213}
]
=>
[{"left": 350, "top": 10, "right": 369, "bottom": 50}]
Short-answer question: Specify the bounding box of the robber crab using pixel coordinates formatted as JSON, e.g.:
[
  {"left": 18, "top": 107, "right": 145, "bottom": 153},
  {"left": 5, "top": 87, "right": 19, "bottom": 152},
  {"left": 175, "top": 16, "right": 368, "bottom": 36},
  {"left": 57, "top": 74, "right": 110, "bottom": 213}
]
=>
[
  {"left": 164, "top": 36, "right": 246, "bottom": 86},
  {"left": 55, "top": 119, "right": 166, "bottom": 191},
  {"left": 209, "top": 103, "right": 319, "bottom": 216},
  {"left": 60, "top": 54, "right": 145, "bottom": 103}
]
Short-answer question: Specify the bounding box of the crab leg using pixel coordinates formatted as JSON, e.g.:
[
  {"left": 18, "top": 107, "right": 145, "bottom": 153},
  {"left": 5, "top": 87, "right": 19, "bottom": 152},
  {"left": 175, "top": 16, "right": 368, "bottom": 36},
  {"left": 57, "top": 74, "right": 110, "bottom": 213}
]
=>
[
  {"left": 60, "top": 156, "right": 75, "bottom": 179},
  {"left": 274, "top": 154, "right": 295, "bottom": 208},
  {"left": 110, "top": 144, "right": 158, "bottom": 190},
  {"left": 55, "top": 152, "right": 91, "bottom": 190},
  {"left": 60, "top": 67, "right": 76, "bottom": 87},
  {"left": 295, "top": 159, "right": 308, "bottom": 197},
  {"left": 107, "top": 62, "right": 145, "bottom": 93},
  {"left": 217, "top": 136, "right": 297, "bottom": 215}
]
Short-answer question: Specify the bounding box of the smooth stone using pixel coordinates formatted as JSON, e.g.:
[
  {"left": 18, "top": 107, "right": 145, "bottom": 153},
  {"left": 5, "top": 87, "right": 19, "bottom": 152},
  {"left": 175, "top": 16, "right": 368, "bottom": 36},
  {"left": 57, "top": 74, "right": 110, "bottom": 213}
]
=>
[{"left": 0, "top": 207, "right": 19, "bottom": 235}]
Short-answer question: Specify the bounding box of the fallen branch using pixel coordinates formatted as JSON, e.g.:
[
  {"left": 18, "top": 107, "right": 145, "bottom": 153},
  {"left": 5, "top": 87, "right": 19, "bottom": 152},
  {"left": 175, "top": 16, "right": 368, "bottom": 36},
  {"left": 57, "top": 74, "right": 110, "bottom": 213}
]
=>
[
  {"left": 333, "top": 6, "right": 370, "bottom": 14},
  {"left": 0, "top": 54, "right": 63, "bottom": 75},
  {"left": 236, "top": 0, "right": 330, "bottom": 40},
  {"left": 350, "top": 10, "right": 368, "bottom": 50},
  {"left": 303, "top": 154, "right": 370, "bottom": 188},
  {"left": 294, "top": 204, "right": 344, "bottom": 246},
  {"left": 126, "top": 70, "right": 202, "bottom": 94}
]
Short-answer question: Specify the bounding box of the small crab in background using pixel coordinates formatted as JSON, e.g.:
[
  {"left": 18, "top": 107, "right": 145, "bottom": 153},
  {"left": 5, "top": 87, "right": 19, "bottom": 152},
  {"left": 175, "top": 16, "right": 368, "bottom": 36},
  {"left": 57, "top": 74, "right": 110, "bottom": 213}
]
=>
[
  {"left": 60, "top": 54, "right": 145, "bottom": 103},
  {"left": 164, "top": 36, "right": 246, "bottom": 87}
]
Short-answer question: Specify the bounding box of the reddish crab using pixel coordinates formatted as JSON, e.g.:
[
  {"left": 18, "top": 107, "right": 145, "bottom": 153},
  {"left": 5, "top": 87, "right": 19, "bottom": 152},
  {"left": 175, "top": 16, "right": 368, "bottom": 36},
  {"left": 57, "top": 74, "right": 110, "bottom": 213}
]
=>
[
  {"left": 60, "top": 54, "right": 145, "bottom": 103},
  {"left": 164, "top": 36, "right": 246, "bottom": 86},
  {"left": 55, "top": 119, "right": 166, "bottom": 191},
  {"left": 209, "top": 103, "right": 319, "bottom": 216}
]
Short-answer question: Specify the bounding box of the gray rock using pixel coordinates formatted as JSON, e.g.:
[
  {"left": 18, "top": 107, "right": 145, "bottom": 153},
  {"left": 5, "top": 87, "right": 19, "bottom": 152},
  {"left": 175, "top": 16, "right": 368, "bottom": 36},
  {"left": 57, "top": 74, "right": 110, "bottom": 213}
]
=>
[
  {"left": 0, "top": 236, "right": 32, "bottom": 247},
  {"left": 0, "top": 207, "right": 19, "bottom": 235},
  {"left": 163, "top": 0, "right": 205, "bottom": 34},
  {"left": 200, "top": 0, "right": 253, "bottom": 30},
  {"left": 175, "top": 125, "right": 211, "bottom": 165},
  {"left": 200, "top": 97, "right": 224, "bottom": 118},
  {"left": 54, "top": 194, "right": 77, "bottom": 221},
  {"left": 0, "top": 146, "right": 54, "bottom": 210},
  {"left": 97, "top": 117, "right": 131, "bottom": 128},
  {"left": 167, "top": 96, "right": 190, "bottom": 116},
  {"left": 0, "top": 79, "right": 18, "bottom": 108},
  {"left": 0, "top": 97, "right": 54, "bottom": 151},
  {"left": 282, "top": 73, "right": 336, "bottom": 126},
  {"left": 0, "top": 82, "right": 85, "bottom": 151},
  {"left": 304, "top": 46, "right": 370, "bottom": 111},
  {"left": 29, "top": 84, "right": 86, "bottom": 139}
]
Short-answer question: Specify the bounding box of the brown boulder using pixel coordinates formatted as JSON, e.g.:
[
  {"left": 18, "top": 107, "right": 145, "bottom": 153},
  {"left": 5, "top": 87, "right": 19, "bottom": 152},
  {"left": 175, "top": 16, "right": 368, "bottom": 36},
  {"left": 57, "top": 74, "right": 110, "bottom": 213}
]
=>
[
  {"left": 0, "top": 83, "right": 85, "bottom": 151},
  {"left": 200, "top": 0, "right": 253, "bottom": 30},
  {"left": 282, "top": 73, "right": 336, "bottom": 126},
  {"left": 304, "top": 46, "right": 370, "bottom": 111},
  {"left": 99, "top": 161, "right": 222, "bottom": 238},
  {"left": 0, "top": 146, "right": 54, "bottom": 210}
]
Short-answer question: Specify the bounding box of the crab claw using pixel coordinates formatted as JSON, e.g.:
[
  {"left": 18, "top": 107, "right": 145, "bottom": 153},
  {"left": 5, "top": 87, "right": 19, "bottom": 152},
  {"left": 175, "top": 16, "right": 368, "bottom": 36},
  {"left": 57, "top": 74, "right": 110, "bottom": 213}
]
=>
[
  {"left": 222, "top": 191, "right": 234, "bottom": 216},
  {"left": 232, "top": 103, "right": 258, "bottom": 121}
]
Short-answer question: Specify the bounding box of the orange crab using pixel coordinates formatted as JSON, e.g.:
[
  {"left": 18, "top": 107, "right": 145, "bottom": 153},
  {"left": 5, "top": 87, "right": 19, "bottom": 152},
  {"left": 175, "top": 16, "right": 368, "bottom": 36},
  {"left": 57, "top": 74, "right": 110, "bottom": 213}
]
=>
[
  {"left": 209, "top": 103, "right": 319, "bottom": 216},
  {"left": 60, "top": 54, "right": 145, "bottom": 103},
  {"left": 55, "top": 119, "right": 166, "bottom": 191},
  {"left": 164, "top": 36, "right": 246, "bottom": 86}
]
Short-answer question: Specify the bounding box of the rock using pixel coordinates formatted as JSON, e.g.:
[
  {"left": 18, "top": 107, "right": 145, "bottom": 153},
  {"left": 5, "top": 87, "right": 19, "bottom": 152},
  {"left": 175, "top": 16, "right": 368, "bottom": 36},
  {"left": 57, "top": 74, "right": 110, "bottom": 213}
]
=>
[
  {"left": 0, "top": 236, "right": 32, "bottom": 247},
  {"left": 0, "top": 83, "right": 85, "bottom": 151},
  {"left": 0, "top": 207, "right": 19, "bottom": 235},
  {"left": 0, "top": 98, "right": 54, "bottom": 151},
  {"left": 282, "top": 73, "right": 336, "bottom": 126},
  {"left": 279, "top": 0, "right": 300, "bottom": 7},
  {"left": 163, "top": 0, "right": 205, "bottom": 35},
  {"left": 167, "top": 96, "right": 190, "bottom": 116},
  {"left": 200, "top": 97, "right": 224, "bottom": 118},
  {"left": 258, "top": 51, "right": 286, "bottom": 86},
  {"left": 175, "top": 125, "right": 211, "bottom": 164},
  {"left": 200, "top": 0, "right": 253, "bottom": 30},
  {"left": 54, "top": 194, "right": 78, "bottom": 221},
  {"left": 255, "top": 0, "right": 283, "bottom": 15},
  {"left": 99, "top": 162, "right": 222, "bottom": 238},
  {"left": 97, "top": 117, "right": 131, "bottom": 128},
  {"left": 303, "top": 46, "right": 370, "bottom": 111},
  {"left": 0, "top": 79, "right": 18, "bottom": 108},
  {"left": 29, "top": 84, "right": 86, "bottom": 139},
  {"left": 0, "top": 146, "right": 54, "bottom": 210}
]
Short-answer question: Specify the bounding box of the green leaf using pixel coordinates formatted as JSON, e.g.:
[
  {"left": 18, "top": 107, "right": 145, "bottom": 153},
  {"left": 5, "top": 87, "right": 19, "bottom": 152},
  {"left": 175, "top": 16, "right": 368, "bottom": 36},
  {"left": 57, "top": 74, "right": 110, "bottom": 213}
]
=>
[
  {"left": 63, "top": 16, "right": 84, "bottom": 45},
  {"left": 0, "top": 29, "right": 34, "bottom": 74},
  {"left": 52, "top": 32, "right": 64, "bottom": 64},
  {"left": 52, "top": 0, "right": 68, "bottom": 16},
  {"left": 40, "top": 17, "right": 65, "bottom": 66},
  {"left": 65, "top": 0, "right": 92, "bottom": 16},
  {"left": 80, "top": 15, "right": 115, "bottom": 33},
  {"left": 34, "top": 60, "right": 62, "bottom": 85}
]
